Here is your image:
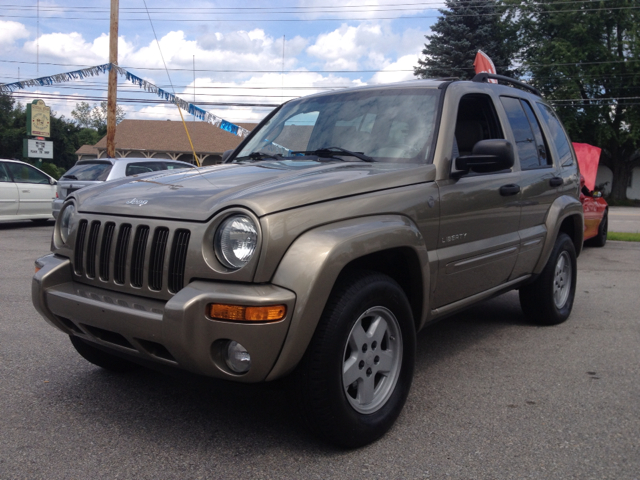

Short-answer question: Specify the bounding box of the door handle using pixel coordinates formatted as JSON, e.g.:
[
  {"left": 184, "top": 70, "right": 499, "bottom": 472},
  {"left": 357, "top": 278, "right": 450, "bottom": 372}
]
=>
[
  {"left": 499, "top": 184, "right": 520, "bottom": 196},
  {"left": 549, "top": 177, "right": 563, "bottom": 187}
]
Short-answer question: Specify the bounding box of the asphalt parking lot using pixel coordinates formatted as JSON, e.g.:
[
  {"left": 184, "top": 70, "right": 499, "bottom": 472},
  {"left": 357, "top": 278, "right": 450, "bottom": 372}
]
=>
[{"left": 1, "top": 220, "right": 639, "bottom": 479}]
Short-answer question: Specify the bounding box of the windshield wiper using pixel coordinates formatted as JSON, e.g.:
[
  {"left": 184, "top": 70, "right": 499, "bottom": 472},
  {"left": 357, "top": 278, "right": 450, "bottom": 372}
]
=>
[
  {"left": 62, "top": 174, "right": 78, "bottom": 180},
  {"left": 233, "top": 152, "right": 282, "bottom": 162},
  {"left": 291, "top": 147, "right": 375, "bottom": 163}
]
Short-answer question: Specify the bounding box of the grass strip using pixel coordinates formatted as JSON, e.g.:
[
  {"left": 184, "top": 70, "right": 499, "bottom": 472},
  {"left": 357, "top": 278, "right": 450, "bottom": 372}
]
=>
[{"left": 608, "top": 232, "right": 640, "bottom": 242}]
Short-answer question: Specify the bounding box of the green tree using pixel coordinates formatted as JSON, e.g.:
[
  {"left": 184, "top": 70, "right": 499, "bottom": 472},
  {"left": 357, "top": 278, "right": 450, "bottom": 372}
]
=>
[
  {"left": 71, "top": 101, "right": 125, "bottom": 134},
  {"left": 0, "top": 94, "right": 26, "bottom": 160},
  {"left": 0, "top": 93, "right": 85, "bottom": 170},
  {"left": 414, "top": 0, "right": 519, "bottom": 80},
  {"left": 516, "top": 0, "right": 640, "bottom": 201}
]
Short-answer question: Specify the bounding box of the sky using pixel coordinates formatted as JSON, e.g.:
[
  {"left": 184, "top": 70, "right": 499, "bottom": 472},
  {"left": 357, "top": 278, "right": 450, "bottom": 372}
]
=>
[{"left": 0, "top": 0, "right": 443, "bottom": 126}]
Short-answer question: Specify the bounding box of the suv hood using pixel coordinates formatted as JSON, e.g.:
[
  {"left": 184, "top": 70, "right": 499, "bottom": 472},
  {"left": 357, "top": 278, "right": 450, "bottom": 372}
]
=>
[{"left": 75, "top": 160, "right": 436, "bottom": 221}]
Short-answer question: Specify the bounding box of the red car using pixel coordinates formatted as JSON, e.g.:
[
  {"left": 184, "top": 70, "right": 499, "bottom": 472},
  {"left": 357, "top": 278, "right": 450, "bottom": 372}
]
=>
[{"left": 574, "top": 143, "right": 608, "bottom": 247}]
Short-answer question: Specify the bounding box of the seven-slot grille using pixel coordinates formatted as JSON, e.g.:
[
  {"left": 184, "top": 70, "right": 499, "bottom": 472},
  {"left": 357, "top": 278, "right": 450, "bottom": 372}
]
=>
[{"left": 74, "top": 219, "right": 190, "bottom": 294}]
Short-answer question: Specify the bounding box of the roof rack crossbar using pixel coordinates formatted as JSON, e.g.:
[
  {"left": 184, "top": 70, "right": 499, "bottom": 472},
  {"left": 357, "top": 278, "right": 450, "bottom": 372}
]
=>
[{"left": 472, "top": 73, "right": 541, "bottom": 97}]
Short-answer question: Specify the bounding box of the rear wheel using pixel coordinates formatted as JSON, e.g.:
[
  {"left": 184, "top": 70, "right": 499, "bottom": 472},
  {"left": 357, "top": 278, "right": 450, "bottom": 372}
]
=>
[
  {"left": 586, "top": 210, "right": 608, "bottom": 247},
  {"left": 69, "top": 336, "right": 139, "bottom": 373},
  {"left": 519, "top": 233, "right": 577, "bottom": 325},
  {"left": 295, "top": 271, "right": 416, "bottom": 448}
]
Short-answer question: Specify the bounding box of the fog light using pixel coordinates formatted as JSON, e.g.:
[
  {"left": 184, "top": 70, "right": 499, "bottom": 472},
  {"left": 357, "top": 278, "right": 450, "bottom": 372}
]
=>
[{"left": 225, "top": 341, "right": 251, "bottom": 374}]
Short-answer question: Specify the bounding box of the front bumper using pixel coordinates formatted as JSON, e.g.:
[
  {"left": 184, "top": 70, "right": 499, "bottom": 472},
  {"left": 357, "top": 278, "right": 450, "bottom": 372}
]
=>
[{"left": 32, "top": 254, "right": 296, "bottom": 382}]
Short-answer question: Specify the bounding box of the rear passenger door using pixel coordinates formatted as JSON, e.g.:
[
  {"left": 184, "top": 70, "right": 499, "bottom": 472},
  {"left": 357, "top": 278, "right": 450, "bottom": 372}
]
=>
[
  {"left": 0, "top": 162, "right": 19, "bottom": 216},
  {"left": 499, "top": 96, "right": 559, "bottom": 278},
  {"left": 434, "top": 92, "right": 521, "bottom": 308}
]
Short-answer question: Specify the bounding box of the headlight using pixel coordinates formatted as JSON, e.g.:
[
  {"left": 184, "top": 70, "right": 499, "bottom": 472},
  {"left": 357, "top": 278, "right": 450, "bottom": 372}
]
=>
[
  {"left": 59, "top": 203, "right": 75, "bottom": 245},
  {"left": 214, "top": 215, "right": 258, "bottom": 270}
]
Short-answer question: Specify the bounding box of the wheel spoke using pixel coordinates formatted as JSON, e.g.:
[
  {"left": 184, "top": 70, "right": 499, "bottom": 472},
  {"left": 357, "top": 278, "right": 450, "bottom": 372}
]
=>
[
  {"left": 367, "top": 315, "right": 388, "bottom": 345},
  {"left": 358, "top": 374, "right": 376, "bottom": 405},
  {"left": 343, "top": 356, "right": 362, "bottom": 386},
  {"left": 376, "top": 349, "right": 395, "bottom": 373},
  {"left": 349, "top": 321, "right": 367, "bottom": 352}
]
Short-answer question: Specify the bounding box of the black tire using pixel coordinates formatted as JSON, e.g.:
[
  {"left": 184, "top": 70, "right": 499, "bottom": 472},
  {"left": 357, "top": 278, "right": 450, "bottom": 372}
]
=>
[
  {"left": 519, "top": 233, "right": 577, "bottom": 325},
  {"left": 586, "top": 210, "right": 608, "bottom": 247},
  {"left": 69, "top": 335, "right": 139, "bottom": 373},
  {"left": 295, "top": 270, "right": 416, "bottom": 448}
]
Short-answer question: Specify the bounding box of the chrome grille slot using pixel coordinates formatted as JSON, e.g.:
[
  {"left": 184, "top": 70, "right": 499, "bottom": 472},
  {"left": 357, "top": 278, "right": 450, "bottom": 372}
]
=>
[
  {"left": 114, "top": 224, "right": 132, "bottom": 285},
  {"left": 99, "top": 222, "right": 115, "bottom": 281},
  {"left": 85, "top": 221, "right": 101, "bottom": 278},
  {"left": 168, "top": 229, "right": 191, "bottom": 293},
  {"left": 74, "top": 220, "right": 88, "bottom": 275},
  {"left": 148, "top": 227, "right": 169, "bottom": 291},
  {"left": 130, "top": 226, "right": 150, "bottom": 288}
]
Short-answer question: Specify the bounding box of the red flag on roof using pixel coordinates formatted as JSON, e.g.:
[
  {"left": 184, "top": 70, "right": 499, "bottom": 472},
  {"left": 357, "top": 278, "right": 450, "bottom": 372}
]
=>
[
  {"left": 474, "top": 50, "right": 497, "bottom": 83},
  {"left": 572, "top": 142, "right": 601, "bottom": 191}
]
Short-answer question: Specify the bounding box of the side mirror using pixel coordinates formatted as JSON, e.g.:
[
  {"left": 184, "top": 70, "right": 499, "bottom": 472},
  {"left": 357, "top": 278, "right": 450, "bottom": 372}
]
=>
[
  {"left": 50, "top": 178, "right": 57, "bottom": 186},
  {"left": 221, "top": 149, "right": 234, "bottom": 163},
  {"left": 455, "top": 139, "right": 514, "bottom": 175}
]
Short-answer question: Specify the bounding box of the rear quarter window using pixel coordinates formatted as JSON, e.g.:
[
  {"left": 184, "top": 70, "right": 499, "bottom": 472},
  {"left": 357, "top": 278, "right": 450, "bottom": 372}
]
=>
[
  {"left": 165, "top": 163, "right": 194, "bottom": 170},
  {"left": 63, "top": 162, "right": 112, "bottom": 181},
  {"left": 536, "top": 103, "right": 573, "bottom": 166}
]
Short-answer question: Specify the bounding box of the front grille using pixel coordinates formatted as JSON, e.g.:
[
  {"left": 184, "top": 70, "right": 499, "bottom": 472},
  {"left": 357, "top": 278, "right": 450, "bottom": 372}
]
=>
[
  {"left": 130, "top": 226, "right": 150, "bottom": 288},
  {"left": 114, "top": 224, "right": 131, "bottom": 285},
  {"left": 169, "top": 229, "right": 191, "bottom": 293},
  {"left": 86, "top": 221, "right": 101, "bottom": 278},
  {"left": 149, "top": 228, "right": 169, "bottom": 291},
  {"left": 99, "top": 223, "right": 115, "bottom": 281},
  {"left": 72, "top": 220, "right": 190, "bottom": 296},
  {"left": 74, "top": 220, "right": 88, "bottom": 275}
]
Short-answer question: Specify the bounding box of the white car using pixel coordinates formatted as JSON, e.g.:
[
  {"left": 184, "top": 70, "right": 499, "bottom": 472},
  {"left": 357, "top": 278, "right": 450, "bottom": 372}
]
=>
[
  {"left": 0, "top": 159, "right": 57, "bottom": 223},
  {"left": 52, "top": 157, "right": 196, "bottom": 218}
]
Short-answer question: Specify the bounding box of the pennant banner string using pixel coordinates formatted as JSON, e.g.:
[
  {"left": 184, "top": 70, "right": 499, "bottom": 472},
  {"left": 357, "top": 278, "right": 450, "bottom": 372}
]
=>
[{"left": 0, "top": 63, "right": 251, "bottom": 138}]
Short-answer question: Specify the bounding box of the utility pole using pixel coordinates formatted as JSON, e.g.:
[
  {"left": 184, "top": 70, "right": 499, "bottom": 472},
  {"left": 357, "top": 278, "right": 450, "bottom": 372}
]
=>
[{"left": 106, "top": 0, "right": 119, "bottom": 158}]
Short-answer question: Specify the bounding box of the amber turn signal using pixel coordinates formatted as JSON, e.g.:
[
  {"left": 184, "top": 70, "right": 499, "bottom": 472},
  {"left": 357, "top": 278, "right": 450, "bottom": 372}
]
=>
[{"left": 208, "top": 303, "right": 286, "bottom": 322}]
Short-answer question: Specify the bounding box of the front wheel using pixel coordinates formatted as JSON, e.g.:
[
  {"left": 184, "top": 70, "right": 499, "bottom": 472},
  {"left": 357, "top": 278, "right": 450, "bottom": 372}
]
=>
[
  {"left": 519, "top": 233, "right": 577, "bottom": 325},
  {"left": 295, "top": 271, "right": 416, "bottom": 448}
]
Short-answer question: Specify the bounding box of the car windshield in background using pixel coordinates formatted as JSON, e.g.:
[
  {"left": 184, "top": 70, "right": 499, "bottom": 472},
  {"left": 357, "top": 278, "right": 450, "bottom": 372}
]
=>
[
  {"left": 63, "top": 162, "right": 112, "bottom": 181},
  {"left": 236, "top": 88, "right": 441, "bottom": 163}
]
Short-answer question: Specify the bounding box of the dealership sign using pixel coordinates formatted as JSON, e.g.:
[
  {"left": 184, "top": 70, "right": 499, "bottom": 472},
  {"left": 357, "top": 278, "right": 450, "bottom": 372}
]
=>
[
  {"left": 23, "top": 139, "right": 54, "bottom": 159},
  {"left": 27, "top": 99, "right": 51, "bottom": 137}
]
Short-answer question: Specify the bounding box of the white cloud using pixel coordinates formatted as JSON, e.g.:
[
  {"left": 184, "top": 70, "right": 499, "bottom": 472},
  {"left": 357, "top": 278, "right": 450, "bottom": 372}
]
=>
[
  {"left": 0, "top": 21, "right": 29, "bottom": 46},
  {"left": 306, "top": 23, "right": 426, "bottom": 71},
  {"left": 369, "top": 54, "right": 419, "bottom": 84},
  {"left": 23, "top": 32, "right": 134, "bottom": 65}
]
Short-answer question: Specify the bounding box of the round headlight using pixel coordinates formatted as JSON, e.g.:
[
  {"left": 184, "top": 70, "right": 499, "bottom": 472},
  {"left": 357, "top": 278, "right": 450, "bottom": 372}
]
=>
[
  {"left": 59, "top": 203, "right": 75, "bottom": 245},
  {"left": 215, "top": 215, "right": 258, "bottom": 270}
]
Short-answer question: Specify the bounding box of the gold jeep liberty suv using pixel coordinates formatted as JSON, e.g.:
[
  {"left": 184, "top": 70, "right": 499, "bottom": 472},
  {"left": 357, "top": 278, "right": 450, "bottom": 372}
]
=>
[{"left": 33, "top": 74, "right": 583, "bottom": 448}]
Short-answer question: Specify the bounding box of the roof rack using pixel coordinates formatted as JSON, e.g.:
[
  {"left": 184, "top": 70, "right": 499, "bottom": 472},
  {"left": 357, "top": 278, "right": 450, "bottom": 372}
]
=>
[{"left": 472, "top": 73, "right": 541, "bottom": 97}]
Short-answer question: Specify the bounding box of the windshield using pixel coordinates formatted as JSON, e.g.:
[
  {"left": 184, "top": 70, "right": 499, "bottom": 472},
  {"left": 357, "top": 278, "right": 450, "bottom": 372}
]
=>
[
  {"left": 63, "top": 162, "right": 112, "bottom": 181},
  {"left": 236, "top": 87, "right": 441, "bottom": 163}
]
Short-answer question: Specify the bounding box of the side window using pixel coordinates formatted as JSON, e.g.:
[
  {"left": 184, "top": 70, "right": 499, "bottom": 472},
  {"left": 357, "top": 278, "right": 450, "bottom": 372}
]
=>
[
  {"left": 0, "top": 163, "right": 11, "bottom": 182},
  {"left": 454, "top": 94, "right": 504, "bottom": 158},
  {"left": 537, "top": 103, "right": 573, "bottom": 166},
  {"left": 164, "top": 163, "right": 193, "bottom": 170},
  {"left": 6, "top": 163, "right": 50, "bottom": 184},
  {"left": 125, "top": 162, "right": 164, "bottom": 176},
  {"left": 500, "top": 96, "right": 549, "bottom": 169}
]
